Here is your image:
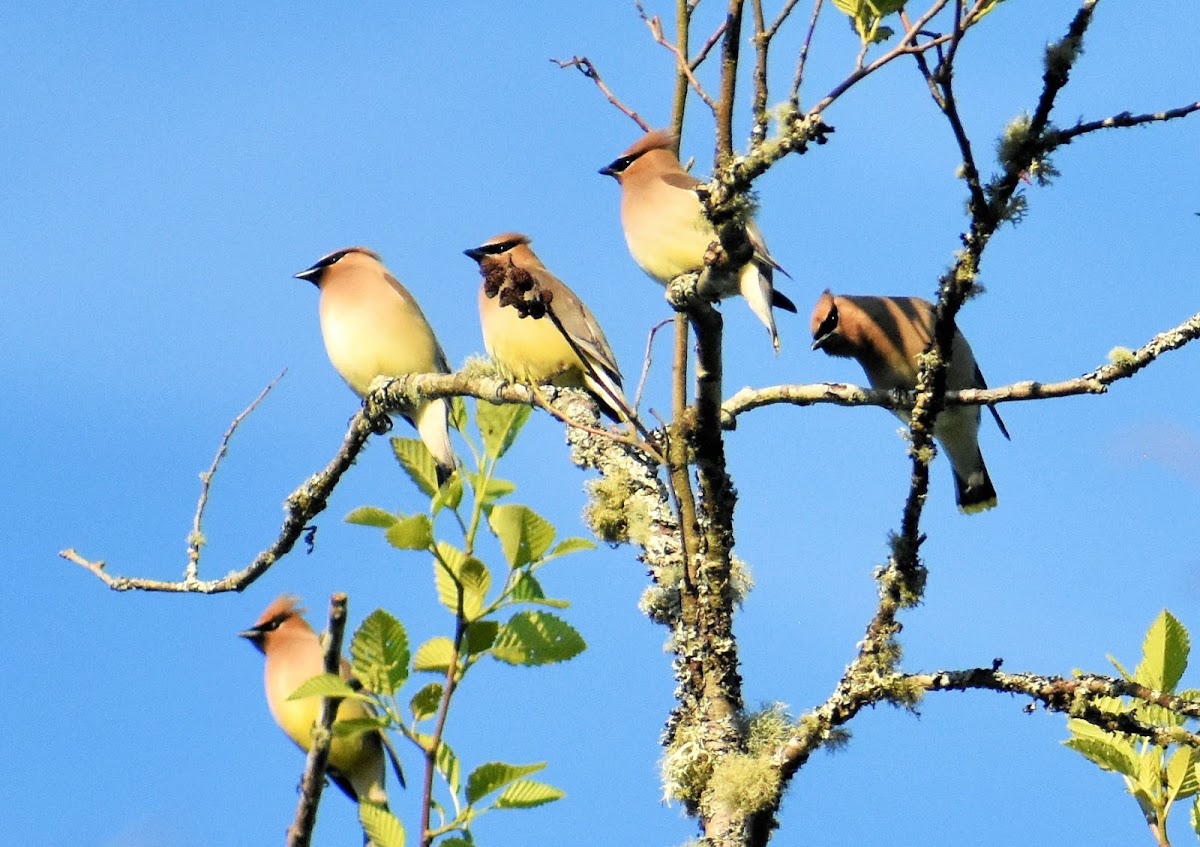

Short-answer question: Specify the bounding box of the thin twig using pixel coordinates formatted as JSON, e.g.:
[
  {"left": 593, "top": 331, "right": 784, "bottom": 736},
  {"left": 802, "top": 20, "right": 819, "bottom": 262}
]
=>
[
  {"left": 287, "top": 593, "right": 350, "bottom": 847},
  {"left": 1044, "top": 101, "right": 1200, "bottom": 149},
  {"left": 551, "top": 56, "right": 651, "bottom": 131},
  {"left": 689, "top": 19, "right": 729, "bottom": 70},
  {"left": 721, "top": 307, "right": 1200, "bottom": 421},
  {"left": 187, "top": 369, "right": 286, "bottom": 582},
  {"left": 790, "top": 0, "right": 824, "bottom": 106},
  {"left": 635, "top": 318, "right": 675, "bottom": 410},
  {"left": 638, "top": 1, "right": 718, "bottom": 111},
  {"left": 59, "top": 372, "right": 622, "bottom": 593}
]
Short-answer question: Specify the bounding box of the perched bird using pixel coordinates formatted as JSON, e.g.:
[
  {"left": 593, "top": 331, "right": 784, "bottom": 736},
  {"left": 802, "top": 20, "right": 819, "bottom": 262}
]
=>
[
  {"left": 809, "top": 291, "right": 1010, "bottom": 513},
  {"left": 465, "top": 232, "right": 628, "bottom": 421},
  {"left": 295, "top": 247, "right": 455, "bottom": 485},
  {"left": 599, "top": 129, "right": 796, "bottom": 351},
  {"left": 240, "top": 595, "right": 403, "bottom": 808}
]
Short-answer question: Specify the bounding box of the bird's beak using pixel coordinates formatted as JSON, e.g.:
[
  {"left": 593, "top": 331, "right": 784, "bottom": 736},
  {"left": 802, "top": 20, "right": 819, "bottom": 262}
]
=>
[
  {"left": 238, "top": 628, "right": 265, "bottom": 652},
  {"left": 598, "top": 163, "right": 617, "bottom": 177},
  {"left": 463, "top": 247, "right": 486, "bottom": 262},
  {"left": 811, "top": 336, "right": 827, "bottom": 352},
  {"left": 293, "top": 267, "right": 321, "bottom": 284}
]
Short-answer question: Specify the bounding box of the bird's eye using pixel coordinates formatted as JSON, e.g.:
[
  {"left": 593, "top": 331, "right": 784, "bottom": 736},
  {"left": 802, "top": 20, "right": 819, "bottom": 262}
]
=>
[{"left": 816, "top": 310, "right": 839, "bottom": 338}]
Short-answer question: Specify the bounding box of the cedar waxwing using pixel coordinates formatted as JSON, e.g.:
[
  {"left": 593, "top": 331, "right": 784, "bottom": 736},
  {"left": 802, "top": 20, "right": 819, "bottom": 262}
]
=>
[
  {"left": 599, "top": 129, "right": 797, "bottom": 351},
  {"left": 240, "top": 595, "right": 403, "bottom": 808},
  {"left": 295, "top": 247, "right": 455, "bottom": 485},
  {"left": 465, "top": 232, "right": 628, "bottom": 421},
  {"left": 810, "top": 291, "right": 1010, "bottom": 514}
]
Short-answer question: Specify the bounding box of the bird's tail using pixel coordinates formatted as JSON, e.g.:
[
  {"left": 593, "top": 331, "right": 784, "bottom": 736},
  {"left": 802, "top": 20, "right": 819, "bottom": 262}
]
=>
[
  {"left": 953, "top": 451, "right": 998, "bottom": 514},
  {"left": 414, "top": 398, "right": 456, "bottom": 486}
]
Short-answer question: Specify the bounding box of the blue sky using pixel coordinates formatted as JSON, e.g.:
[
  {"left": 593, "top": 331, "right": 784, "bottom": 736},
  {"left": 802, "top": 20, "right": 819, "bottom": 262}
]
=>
[{"left": 3, "top": 3, "right": 1198, "bottom": 845}]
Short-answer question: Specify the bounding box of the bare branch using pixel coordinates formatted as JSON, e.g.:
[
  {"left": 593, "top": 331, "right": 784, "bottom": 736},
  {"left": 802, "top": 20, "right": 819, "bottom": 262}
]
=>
[
  {"left": 790, "top": 0, "right": 824, "bottom": 106},
  {"left": 1044, "top": 101, "right": 1200, "bottom": 150},
  {"left": 637, "top": 2, "right": 718, "bottom": 112},
  {"left": 689, "top": 18, "right": 729, "bottom": 70},
  {"left": 287, "top": 593, "right": 350, "bottom": 847},
  {"left": 552, "top": 55, "right": 651, "bottom": 131},
  {"left": 61, "top": 371, "right": 653, "bottom": 594},
  {"left": 634, "top": 317, "right": 675, "bottom": 410},
  {"left": 719, "top": 307, "right": 1200, "bottom": 431},
  {"left": 715, "top": 0, "right": 746, "bottom": 160},
  {"left": 187, "top": 370, "right": 286, "bottom": 582}
]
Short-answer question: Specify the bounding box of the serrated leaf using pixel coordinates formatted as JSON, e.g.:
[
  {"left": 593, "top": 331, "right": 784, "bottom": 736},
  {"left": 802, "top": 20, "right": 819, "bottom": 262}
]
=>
[
  {"left": 410, "top": 682, "right": 444, "bottom": 721},
  {"left": 459, "top": 558, "right": 491, "bottom": 621},
  {"left": 1167, "top": 747, "right": 1199, "bottom": 804},
  {"left": 464, "top": 620, "right": 499, "bottom": 654},
  {"left": 490, "top": 611, "right": 586, "bottom": 666},
  {"left": 332, "top": 716, "right": 388, "bottom": 736},
  {"left": 345, "top": 506, "right": 398, "bottom": 529},
  {"left": 493, "top": 779, "right": 564, "bottom": 809},
  {"left": 392, "top": 436, "right": 442, "bottom": 497},
  {"left": 449, "top": 396, "right": 468, "bottom": 432},
  {"left": 351, "top": 609, "right": 410, "bottom": 696},
  {"left": 385, "top": 514, "right": 434, "bottom": 551},
  {"left": 438, "top": 839, "right": 472, "bottom": 847},
  {"left": 476, "top": 401, "right": 531, "bottom": 460},
  {"left": 1137, "top": 747, "right": 1165, "bottom": 804},
  {"left": 488, "top": 504, "right": 555, "bottom": 569},
  {"left": 1136, "top": 610, "right": 1190, "bottom": 692},
  {"left": 414, "top": 636, "right": 456, "bottom": 673},
  {"left": 360, "top": 802, "right": 406, "bottom": 847},
  {"left": 509, "top": 572, "right": 570, "bottom": 609},
  {"left": 465, "top": 761, "right": 546, "bottom": 805},
  {"left": 437, "top": 742, "right": 461, "bottom": 796},
  {"left": 286, "top": 673, "right": 362, "bottom": 702},
  {"left": 548, "top": 537, "right": 595, "bottom": 559},
  {"left": 432, "top": 472, "right": 464, "bottom": 516},
  {"left": 1192, "top": 794, "right": 1200, "bottom": 837},
  {"left": 1064, "top": 720, "right": 1138, "bottom": 778},
  {"left": 465, "top": 472, "right": 517, "bottom": 505}
]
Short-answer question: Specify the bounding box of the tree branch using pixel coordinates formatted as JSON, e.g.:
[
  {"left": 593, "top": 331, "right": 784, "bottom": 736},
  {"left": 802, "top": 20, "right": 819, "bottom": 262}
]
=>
[
  {"left": 551, "top": 56, "right": 651, "bottom": 132},
  {"left": 720, "top": 308, "right": 1200, "bottom": 422},
  {"left": 61, "top": 371, "right": 655, "bottom": 593},
  {"left": 287, "top": 593, "right": 350, "bottom": 847}
]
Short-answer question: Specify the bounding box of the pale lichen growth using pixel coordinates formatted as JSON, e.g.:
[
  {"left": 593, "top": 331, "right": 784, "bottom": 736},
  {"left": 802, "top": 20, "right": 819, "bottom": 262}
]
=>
[
  {"left": 661, "top": 717, "right": 714, "bottom": 805},
  {"left": 1108, "top": 346, "right": 1136, "bottom": 366}
]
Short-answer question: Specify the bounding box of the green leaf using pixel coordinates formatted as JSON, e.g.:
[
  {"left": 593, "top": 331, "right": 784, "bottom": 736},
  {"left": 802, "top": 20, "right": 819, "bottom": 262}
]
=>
[
  {"left": 414, "top": 636, "right": 456, "bottom": 673},
  {"left": 509, "top": 572, "right": 570, "bottom": 609},
  {"left": 437, "top": 742, "right": 461, "bottom": 797},
  {"left": 548, "top": 537, "right": 595, "bottom": 559},
  {"left": 449, "top": 396, "right": 468, "bottom": 432},
  {"left": 465, "top": 761, "right": 546, "bottom": 805},
  {"left": 1137, "top": 747, "right": 1165, "bottom": 805},
  {"left": 360, "top": 802, "right": 406, "bottom": 847},
  {"left": 1135, "top": 610, "right": 1190, "bottom": 692},
  {"left": 392, "top": 436, "right": 442, "bottom": 497},
  {"left": 490, "top": 611, "right": 586, "bottom": 666},
  {"left": 1192, "top": 794, "right": 1200, "bottom": 837},
  {"left": 459, "top": 558, "right": 492, "bottom": 621},
  {"left": 331, "top": 717, "right": 387, "bottom": 737},
  {"left": 409, "top": 682, "right": 444, "bottom": 721},
  {"left": 351, "top": 609, "right": 410, "bottom": 696},
  {"left": 465, "top": 472, "right": 517, "bottom": 505},
  {"left": 1064, "top": 719, "right": 1138, "bottom": 778},
  {"left": 476, "top": 401, "right": 531, "bottom": 460},
  {"left": 345, "top": 506, "right": 398, "bottom": 529},
  {"left": 1167, "top": 747, "right": 1199, "bottom": 804},
  {"left": 432, "top": 472, "right": 464, "bottom": 515},
  {"left": 439, "top": 839, "right": 472, "bottom": 847},
  {"left": 493, "top": 779, "right": 564, "bottom": 809},
  {"left": 286, "top": 673, "right": 362, "bottom": 702},
  {"left": 464, "top": 620, "right": 499, "bottom": 655},
  {"left": 488, "top": 504, "right": 555, "bottom": 569},
  {"left": 385, "top": 514, "right": 434, "bottom": 551}
]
